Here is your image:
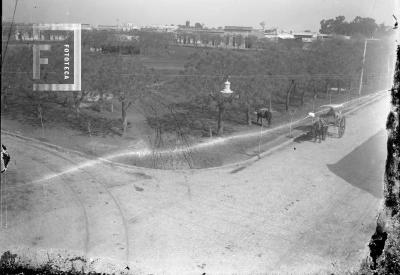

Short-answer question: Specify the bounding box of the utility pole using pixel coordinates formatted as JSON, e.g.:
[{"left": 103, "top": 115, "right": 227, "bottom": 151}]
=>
[
  {"left": 358, "top": 39, "right": 368, "bottom": 96},
  {"left": 358, "top": 38, "right": 380, "bottom": 95}
]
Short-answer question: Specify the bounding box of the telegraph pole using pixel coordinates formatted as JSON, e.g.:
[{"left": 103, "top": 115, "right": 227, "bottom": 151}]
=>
[
  {"left": 358, "top": 39, "right": 368, "bottom": 96},
  {"left": 358, "top": 38, "right": 380, "bottom": 95}
]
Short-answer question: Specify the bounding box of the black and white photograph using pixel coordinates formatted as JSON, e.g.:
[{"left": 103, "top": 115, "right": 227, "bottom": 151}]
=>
[{"left": 1, "top": 0, "right": 399, "bottom": 274}]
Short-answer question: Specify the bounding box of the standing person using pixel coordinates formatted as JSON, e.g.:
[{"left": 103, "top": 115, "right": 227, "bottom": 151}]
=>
[{"left": 1, "top": 144, "right": 10, "bottom": 173}]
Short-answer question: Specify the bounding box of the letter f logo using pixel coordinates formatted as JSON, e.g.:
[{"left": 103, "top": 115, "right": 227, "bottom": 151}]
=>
[
  {"left": 31, "top": 23, "right": 81, "bottom": 91},
  {"left": 33, "top": 44, "right": 51, "bottom": 80}
]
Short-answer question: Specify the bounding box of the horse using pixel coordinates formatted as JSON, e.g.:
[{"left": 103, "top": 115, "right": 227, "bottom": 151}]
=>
[
  {"left": 312, "top": 118, "right": 328, "bottom": 142},
  {"left": 255, "top": 108, "right": 272, "bottom": 127}
]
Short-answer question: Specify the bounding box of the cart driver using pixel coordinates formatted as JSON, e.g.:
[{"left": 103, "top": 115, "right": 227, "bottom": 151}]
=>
[{"left": 326, "top": 107, "right": 336, "bottom": 117}]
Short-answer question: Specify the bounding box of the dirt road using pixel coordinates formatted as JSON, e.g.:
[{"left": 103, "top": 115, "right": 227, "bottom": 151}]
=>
[{"left": 0, "top": 94, "right": 390, "bottom": 274}]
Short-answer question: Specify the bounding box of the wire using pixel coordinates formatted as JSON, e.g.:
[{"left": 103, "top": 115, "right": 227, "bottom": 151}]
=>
[
  {"left": 1, "top": 0, "right": 19, "bottom": 68},
  {"left": 1, "top": 71, "right": 388, "bottom": 79}
]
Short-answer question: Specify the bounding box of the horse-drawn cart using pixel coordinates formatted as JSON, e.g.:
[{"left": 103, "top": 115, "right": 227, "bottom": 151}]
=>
[
  {"left": 309, "top": 104, "right": 346, "bottom": 141},
  {"left": 319, "top": 104, "right": 346, "bottom": 138}
]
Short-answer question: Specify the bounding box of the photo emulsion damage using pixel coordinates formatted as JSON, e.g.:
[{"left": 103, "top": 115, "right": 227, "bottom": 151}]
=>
[{"left": 1, "top": 0, "right": 399, "bottom": 274}]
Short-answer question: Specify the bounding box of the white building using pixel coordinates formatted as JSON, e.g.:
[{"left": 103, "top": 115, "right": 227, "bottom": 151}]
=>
[
  {"left": 97, "top": 25, "right": 119, "bottom": 31},
  {"left": 81, "top": 24, "right": 93, "bottom": 31},
  {"left": 122, "top": 23, "right": 140, "bottom": 32},
  {"left": 140, "top": 24, "right": 178, "bottom": 32},
  {"left": 264, "top": 28, "right": 294, "bottom": 40},
  {"left": 293, "top": 31, "right": 318, "bottom": 42}
]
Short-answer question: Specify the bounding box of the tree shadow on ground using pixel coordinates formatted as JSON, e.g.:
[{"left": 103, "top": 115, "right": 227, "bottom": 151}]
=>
[
  {"left": 146, "top": 101, "right": 241, "bottom": 139},
  {"left": 327, "top": 130, "right": 386, "bottom": 198}
]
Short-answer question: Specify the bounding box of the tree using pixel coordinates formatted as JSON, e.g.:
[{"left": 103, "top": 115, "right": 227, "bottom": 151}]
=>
[
  {"left": 210, "top": 34, "right": 222, "bottom": 47},
  {"left": 71, "top": 90, "right": 89, "bottom": 118},
  {"left": 165, "top": 32, "right": 388, "bottom": 137},
  {"left": 235, "top": 35, "right": 244, "bottom": 48},
  {"left": 116, "top": 59, "right": 156, "bottom": 135},
  {"left": 2, "top": 46, "right": 32, "bottom": 109},
  {"left": 350, "top": 16, "right": 378, "bottom": 38},
  {"left": 82, "top": 53, "right": 114, "bottom": 113},
  {"left": 244, "top": 35, "right": 258, "bottom": 49},
  {"left": 235, "top": 76, "right": 266, "bottom": 125},
  {"left": 285, "top": 80, "right": 295, "bottom": 111},
  {"left": 199, "top": 33, "right": 211, "bottom": 46},
  {"left": 320, "top": 16, "right": 348, "bottom": 35},
  {"left": 138, "top": 31, "right": 174, "bottom": 55},
  {"left": 182, "top": 50, "right": 265, "bottom": 130},
  {"left": 319, "top": 15, "right": 389, "bottom": 38},
  {"left": 82, "top": 53, "right": 155, "bottom": 135},
  {"left": 82, "top": 30, "right": 115, "bottom": 49},
  {"left": 2, "top": 44, "right": 64, "bottom": 115}
]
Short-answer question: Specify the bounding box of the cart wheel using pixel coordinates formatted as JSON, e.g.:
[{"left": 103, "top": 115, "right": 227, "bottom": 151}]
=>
[{"left": 339, "top": 117, "right": 346, "bottom": 138}]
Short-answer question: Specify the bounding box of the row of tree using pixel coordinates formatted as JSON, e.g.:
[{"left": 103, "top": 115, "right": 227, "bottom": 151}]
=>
[
  {"left": 320, "top": 16, "right": 392, "bottom": 38},
  {"left": 1, "top": 44, "right": 158, "bottom": 135},
  {"left": 177, "top": 32, "right": 259, "bottom": 49},
  {"left": 76, "top": 15, "right": 394, "bottom": 57},
  {"left": 82, "top": 30, "right": 174, "bottom": 55},
  {"left": 161, "top": 37, "right": 392, "bottom": 134},
  {"left": 1, "top": 30, "right": 394, "bottom": 137}
]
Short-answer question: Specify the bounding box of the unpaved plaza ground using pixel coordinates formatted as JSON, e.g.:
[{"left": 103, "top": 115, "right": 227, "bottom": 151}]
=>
[{"left": 0, "top": 94, "right": 390, "bottom": 274}]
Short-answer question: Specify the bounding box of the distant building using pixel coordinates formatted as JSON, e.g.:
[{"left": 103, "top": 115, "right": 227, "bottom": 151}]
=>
[
  {"left": 224, "top": 26, "right": 253, "bottom": 34},
  {"left": 278, "top": 32, "right": 295, "bottom": 40},
  {"left": 293, "top": 31, "right": 317, "bottom": 42},
  {"left": 223, "top": 26, "right": 256, "bottom": 48},
  {"left": 122, "top": 23, "right": 140, "bottom": 32},
  {"left": 334, "top": 34, "right": 351, "bottom": 40},
  {"left": 116, "top": 34, "right": 139, "bottom": 41},
  {"left": 13, "top": 23, "right": 67, "bottom": 41},
  {"left": 13, "top": 24, "right": 33, "bottom": 41},
  {"left": 317, "top": 33, "right": 333, "bottom": 40},
  {"left": 264, "top": 29, "right": 347, "bottom": 43},
  {"left": 144, "top": 25, "right": 178, "bottom": 33},
  {"left": 176, "top": 27, "right": 224, "bottom": 47},
  {"left": 159, "top": 25, "right": 179, "bottom": 32},
  {"left": 175, "top": 22, "right": 355, "bottom": 49},
  {"left": 81, "top": 23, "right": 93, "bottom": 31},
  {"left": 316, "top": 33, "right": 351, "bottom": 41},
  {"left": 97, "top": 25, "right": 119, "bottom": 31},
  {"left": 264, "top": 28, "right": 279, "bottom": 40},
  {"left": 264, "top": 28, "right": 294, "bottom": 40},
  {"left": 176, "top": 24, "right": 263, "bottom": 49}
]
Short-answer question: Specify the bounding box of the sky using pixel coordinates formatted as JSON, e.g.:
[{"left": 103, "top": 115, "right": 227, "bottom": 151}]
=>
[{"left": 2, "top": 0, "right": 397, "bottom": 32}]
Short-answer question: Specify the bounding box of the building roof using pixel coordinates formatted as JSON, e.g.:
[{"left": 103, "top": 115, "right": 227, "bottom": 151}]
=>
[
  {"left": 97, "top": 25, "right": 119, "bottom": 30},
  {"left": 278, "top": 33, "right": 295, "bottom": 39},
  {"left": 264, "top": 28, "right": 278, "bottom": 35},
  {"left": 177, "top": 27, "right": 224, "bottom": 34},
  {"left": 224, "top": 26, "right": 253, "bottom": 32},
  {"left": 293, "top": 32, "right": 315, "bottom": 38}
]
